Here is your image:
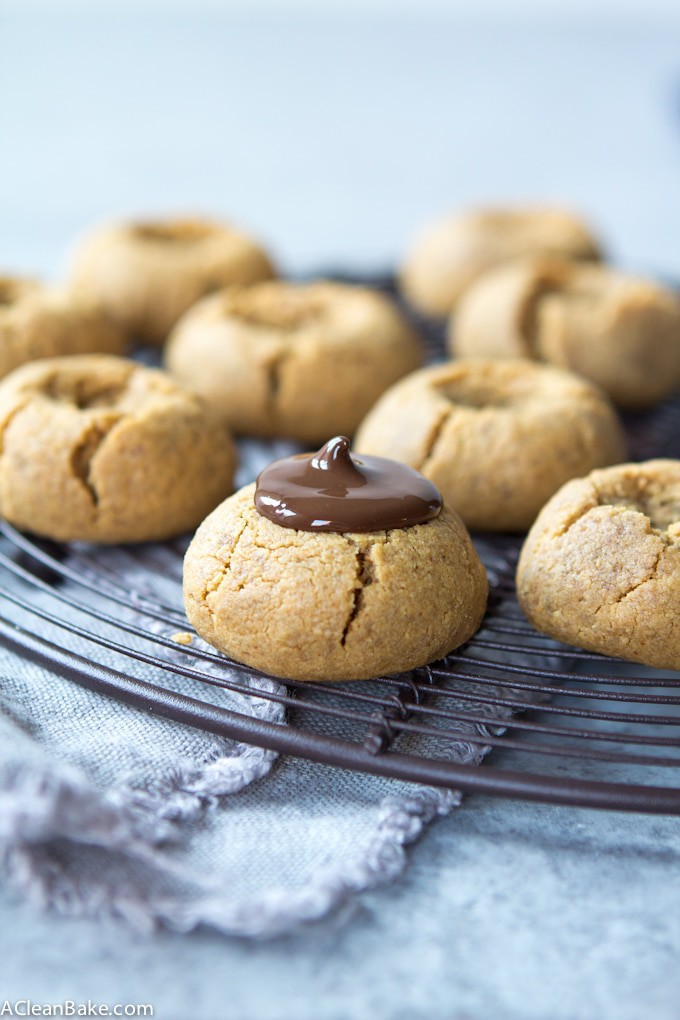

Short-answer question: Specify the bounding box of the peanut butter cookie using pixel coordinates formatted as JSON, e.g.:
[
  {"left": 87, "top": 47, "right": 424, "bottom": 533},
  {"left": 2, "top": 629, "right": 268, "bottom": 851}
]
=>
[
  {"left": 517, "top": 460, "right": 680, "bottom": 670},
  {"left": 165, "top": 280, "right": 422, "bottom": 443},
  {"left": 183, "top": 439, "right": 487, "bottom": 682},
  {"left": 400, "top": 206, "right": 601, "bottom": 317},
  {"left": 69, "top": 216, "right": 276, "bottom": 346},
  {"left": 0, "top": 355, "right": 236, "bottom": 543},
  {"left": 452, "top": 256, "right": 680, "bottom": 408},
  {"left": 354, "top": 360, "right": 626, "bottom": 532},
  {"left": 0, "top": 274, "right": 126, "bottom": 377}
]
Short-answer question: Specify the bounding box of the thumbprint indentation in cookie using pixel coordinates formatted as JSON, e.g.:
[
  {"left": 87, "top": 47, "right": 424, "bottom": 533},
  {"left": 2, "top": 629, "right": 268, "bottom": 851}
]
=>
[
  {"left": 222, "top": 288, "right": 325, "bottom": 332},
  {"left": 41, "top": 371, "right": 131, "bottom": 410},
  {"left": 433, "top": 379, "right": 517, "bottom": 409},
  {"left": 132, "top": 220, "right": 216, "bottom": 244},
  {"left": 595, "top": 480, "right": 680, "bottom": 532}
]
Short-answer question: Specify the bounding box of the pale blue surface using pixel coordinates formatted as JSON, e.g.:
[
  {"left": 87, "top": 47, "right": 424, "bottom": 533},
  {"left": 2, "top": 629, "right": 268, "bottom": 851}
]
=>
[
  {"left": 1, "top": 5, "right": 680, "bottom": 278},
  {"left": 1, "top": 6, "right": 680, "bottom": 1018},
  {"left": 1, "top": 794, "right": 679, "bottom": 1020}
]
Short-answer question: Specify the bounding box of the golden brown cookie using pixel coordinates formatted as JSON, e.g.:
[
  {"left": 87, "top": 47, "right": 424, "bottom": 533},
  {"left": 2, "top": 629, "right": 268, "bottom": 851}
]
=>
[
  {"left": 0, "top": 355, "right": 237, "bottom": 543},
  {"left": 0, "top": 274, "right": 126, "bottom": 378},
  {"left": 400, "top": 206, "right": 601, "bottom": 317},
  {"left": 516, "top": 460, "right": 680, "bottom": 670},
  {"left": 451, "top": 256, "right": 680, "bottom": 408},
  {"left": 354, "top": 360, "right": 626, "bottom": 532},
  {"left": 68, "top": 216, "right": 276, "bottom": 346},
  {"left": 165, "top": 280, "right": 422, "bottom": 443},
  {"left": 183, "top": 484, "right": 488, "bottom": 683}
]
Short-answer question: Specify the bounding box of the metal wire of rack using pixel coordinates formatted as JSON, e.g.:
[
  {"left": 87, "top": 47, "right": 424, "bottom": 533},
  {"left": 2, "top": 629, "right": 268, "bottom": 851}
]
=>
[{"left": 1, "top": 276, "right": 680, "bottom": 815}]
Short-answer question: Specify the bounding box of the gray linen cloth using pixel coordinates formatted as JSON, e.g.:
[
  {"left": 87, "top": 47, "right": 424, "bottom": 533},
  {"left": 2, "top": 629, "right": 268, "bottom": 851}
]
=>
[{"left": 0, "top": 440, "right": 520, "bottom": 938}]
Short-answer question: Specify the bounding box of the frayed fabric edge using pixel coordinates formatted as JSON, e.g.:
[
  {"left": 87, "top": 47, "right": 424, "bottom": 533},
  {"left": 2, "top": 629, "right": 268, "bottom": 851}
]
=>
[{"left": 0, "top": 738, "right": 482, "bottom": 939}]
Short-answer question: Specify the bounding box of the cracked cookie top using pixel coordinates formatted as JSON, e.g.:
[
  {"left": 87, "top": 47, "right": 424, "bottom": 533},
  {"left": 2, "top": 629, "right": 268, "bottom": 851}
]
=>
[
  {"left": 0, "top": 273, "right": 127, "bottom": 379},
  {"left": 183, "top": 477, "right": 487, "bottom": 682},
  {"left": 0, "top": 354, "right": 237, "bottom": 543},
  {"left": 451, "top": 255, "right": 680, "bottom": 408},
  {"left": 399, "top": 206, "right": 602, "bottom": 317},
  {"left": 69, "top": 216, "right": 276, "bottom": 346},
  {"left": 516, "top": 460, "right": 680, "bottom": 671},
  {"left": 354, "top": 359, "right": 626, "bottom": 532},
  {"left": 164, "top": 280, "right": 422, "bottom": 444}
]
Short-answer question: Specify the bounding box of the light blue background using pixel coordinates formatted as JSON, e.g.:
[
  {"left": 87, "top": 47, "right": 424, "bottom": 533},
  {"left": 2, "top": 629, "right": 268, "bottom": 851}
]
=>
[
  {"left": 1, "top": 3, "right": 680, "bottom": 279},
  {"left": 1, "top": 4, "right": 680, "bottom": 1018}
]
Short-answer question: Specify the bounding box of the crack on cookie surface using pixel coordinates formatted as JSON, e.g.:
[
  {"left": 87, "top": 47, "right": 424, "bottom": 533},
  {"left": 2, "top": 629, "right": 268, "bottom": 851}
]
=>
[
  {"left": 201, "top": 515, "right": 250, "bottom": 606},
  {"left": 550, "top": 489, "right": 600, "bottom": 539},
  {"left": 70, "top": 417, "right": 121, "bottom": 506},
  {"left": 0, "top": 399, "right": 31, "bottom": 457},
  {"left": 341, "top": 546, "right": 375, "bottom": 647},
  {"left": 518, "top": 272, "right": 567, "bottom": 355},
  {"left": 418, "top": 408, "right": 453, "bottom": 474},
  {"left": 265, "top": 351, "right": 288, "bottom": 409},
  {"left": 612, "top": 544, "right": 664, "bottom": 605}
]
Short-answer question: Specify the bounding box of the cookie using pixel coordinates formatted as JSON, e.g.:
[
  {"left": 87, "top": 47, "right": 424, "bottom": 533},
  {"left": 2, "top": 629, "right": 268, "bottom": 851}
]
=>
[
  {"left": 183, "top": 437, "right": 488, "bottom": 682},
  {"left": 69, "top": 216, "right": 276, "bottom": 346},
  {"left": 451, "top": 256, "right": 680, "bottom": 408},
  {"left": 354, "top": 360, "right": 626, "bottom": 532},
  {"left": 0, "top": 355, "right": 237, "bottom": 543},
  {"left": 165, "top": 280, "right": 422, "bottom": 443},
  {"left": 0, "top": 274, "right": 126, "bottom": 378},
  {"left": 400, "top": 206, "right": 601, "bottom": 317},
  {"left": 517, "top": 460, "right": 680, "bottom": 670}
]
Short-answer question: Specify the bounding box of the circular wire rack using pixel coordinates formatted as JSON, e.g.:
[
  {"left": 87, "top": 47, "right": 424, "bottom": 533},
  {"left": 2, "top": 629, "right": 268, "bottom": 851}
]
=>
[{"left": 2, "top": 276, "right": 680, "bottom": 815}]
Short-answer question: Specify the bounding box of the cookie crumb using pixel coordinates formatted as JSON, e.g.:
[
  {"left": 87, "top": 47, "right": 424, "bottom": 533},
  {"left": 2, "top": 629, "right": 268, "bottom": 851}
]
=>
[{"left": 171, "top": 631, "right": 193, "bottom": 645}]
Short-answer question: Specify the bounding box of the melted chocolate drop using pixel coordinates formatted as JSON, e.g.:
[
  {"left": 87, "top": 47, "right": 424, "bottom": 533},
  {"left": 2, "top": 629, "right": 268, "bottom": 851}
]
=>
[{"left": 254, "top": 436, "right": 442, "bottom": 533}]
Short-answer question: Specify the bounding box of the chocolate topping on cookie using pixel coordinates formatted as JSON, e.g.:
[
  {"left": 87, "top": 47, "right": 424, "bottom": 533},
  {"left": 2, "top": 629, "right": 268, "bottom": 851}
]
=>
[{"left": 254, "top": 436, "right": 442, "bottom": 533}]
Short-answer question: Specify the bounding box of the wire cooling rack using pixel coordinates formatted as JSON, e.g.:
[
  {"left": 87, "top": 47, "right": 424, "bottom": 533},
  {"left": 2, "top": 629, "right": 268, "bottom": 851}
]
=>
[{"left": 1, "top": 276, "right": 680, "bottom": 815}]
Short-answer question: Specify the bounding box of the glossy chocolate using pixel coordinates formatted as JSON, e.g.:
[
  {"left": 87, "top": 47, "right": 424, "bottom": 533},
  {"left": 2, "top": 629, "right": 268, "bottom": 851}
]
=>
[{"left": 254, "top": 436, "right": 442, "bottom": 533}]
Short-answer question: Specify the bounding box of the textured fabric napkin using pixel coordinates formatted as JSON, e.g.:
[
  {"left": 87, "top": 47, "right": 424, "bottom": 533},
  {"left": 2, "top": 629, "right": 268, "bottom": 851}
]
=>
[{"left": 0, "top": 440, "right": 525, "bottom": 938}]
